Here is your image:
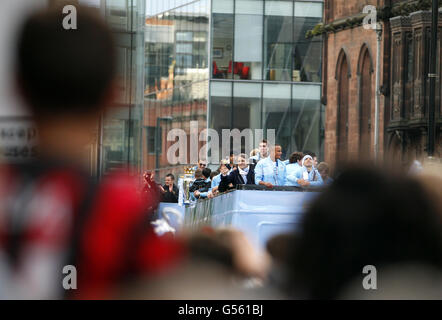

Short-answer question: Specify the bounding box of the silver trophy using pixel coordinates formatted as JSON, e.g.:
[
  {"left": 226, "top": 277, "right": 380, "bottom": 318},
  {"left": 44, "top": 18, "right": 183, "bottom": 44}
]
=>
[{"left": 181, "top": 166, "right": 195, "bottom": 205}]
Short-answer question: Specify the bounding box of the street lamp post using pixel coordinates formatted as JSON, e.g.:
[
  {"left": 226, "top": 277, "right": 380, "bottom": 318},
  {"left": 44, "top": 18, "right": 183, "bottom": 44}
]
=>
[
  {"left": 155, "top": 116, "right": 173, "bottom": 177},
  {"left": 427, "top": 0, "right": 439, "bottom": 158}
]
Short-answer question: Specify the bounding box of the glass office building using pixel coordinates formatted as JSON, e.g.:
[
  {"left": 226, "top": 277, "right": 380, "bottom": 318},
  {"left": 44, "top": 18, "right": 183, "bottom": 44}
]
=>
[
  {"left": 145, "top": 0, "right": 324, "bottom": 180},
  {"left": 90, "top": 0, "right": 324, "bottom": 179}
]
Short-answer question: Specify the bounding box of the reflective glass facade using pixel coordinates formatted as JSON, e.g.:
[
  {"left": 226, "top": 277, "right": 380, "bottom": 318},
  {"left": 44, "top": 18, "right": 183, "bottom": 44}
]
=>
[
  {"left": 99, "top": 0, "right": 146, "bottom": 176},
  {"left": 144, "top": 0, "right": 323, "bottom": 180},
  {"left": 145, "top": 0, "right": 210, "bottom": 179},
  {"left": 210, "top": 0, "right": 324, "bottom": 160}
]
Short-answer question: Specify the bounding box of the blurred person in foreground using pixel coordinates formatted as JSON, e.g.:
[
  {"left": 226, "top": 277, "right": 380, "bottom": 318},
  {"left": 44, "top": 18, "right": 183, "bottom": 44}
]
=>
[
  {"left": 0, "top": 4, "right": 183, "bottom": 299},
  {"left": 287, "top": 166, "right": 442, "bottom": 299},
  {"left": 121, "top": 227, "right": 276, "bottom": 299},
  {"left": 416, "top": 160, "right": 442, "bottom": 216},
  {"left": 142, "top": 170, "right": 161, "bottom": 210},
  {"left": 265, "top": 233, "right": 296, "bottom": 294}
]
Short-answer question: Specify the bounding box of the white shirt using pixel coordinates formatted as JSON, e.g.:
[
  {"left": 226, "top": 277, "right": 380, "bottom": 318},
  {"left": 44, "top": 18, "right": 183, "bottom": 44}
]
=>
[{"left": 238, "top": 166, "right": 249, "bottom": 184}]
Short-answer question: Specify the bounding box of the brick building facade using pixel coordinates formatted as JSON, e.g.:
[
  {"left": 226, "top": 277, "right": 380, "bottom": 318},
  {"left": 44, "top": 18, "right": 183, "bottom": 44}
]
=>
[{"left": 321, "top": 0, "right": 441, "bottom": 167}]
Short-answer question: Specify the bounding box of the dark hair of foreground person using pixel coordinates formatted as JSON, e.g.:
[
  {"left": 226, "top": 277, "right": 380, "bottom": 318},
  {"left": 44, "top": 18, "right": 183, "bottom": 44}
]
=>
[{"left": 288, "top": 166, "right": 442, "bottom": 299}]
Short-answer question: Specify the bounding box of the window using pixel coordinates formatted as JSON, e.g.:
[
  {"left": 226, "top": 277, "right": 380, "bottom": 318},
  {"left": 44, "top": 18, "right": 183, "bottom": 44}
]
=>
[
  {"left": 337, "top": 52, "right": 350, "bottom": 159},
  {"left": 211, "top": 0, "right": 323, "bottom": 82},
  {"left": 264, "top": 1, "right": 294, "bottom": 81},
  {"left": 233, "top": 82, "right": 262, "bottom": 131},
  {"left": 234, "top": 14, "right": 263, "bottom": 80},
  {"left": 263, "top": 84, "right": 291, "bottom": 155},
  {"left": 176, "top": 31, "right": 193, "bottom": 41},
  {"left": 406, "top": 33, "right": 414, "bottom": 83},
  {"left": 359, "top": 47, "right": 372, "bottom": 157},
  {"left": 405, "top": 32, "right": 414, "bottom": 118},
  {"left": 176, "top": 30, "right": 208, "bottom": 69},
  {"left": 146, "top": 126, "right": 162, "bottom": 155},
  {"left": 293, "top": 16, "right": 323, "bottom": 82},
  {"left": 176, "top": 43, "right": 193, "bottom": 54},
  {"left": 212, "top": 12, "right": 234, "bottom": 79}
]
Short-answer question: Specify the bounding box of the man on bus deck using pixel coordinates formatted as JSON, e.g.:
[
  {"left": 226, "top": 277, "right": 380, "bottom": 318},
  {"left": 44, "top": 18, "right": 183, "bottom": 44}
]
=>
[{"left": 254, "top": 145, "right": 287, "bottom": 188}]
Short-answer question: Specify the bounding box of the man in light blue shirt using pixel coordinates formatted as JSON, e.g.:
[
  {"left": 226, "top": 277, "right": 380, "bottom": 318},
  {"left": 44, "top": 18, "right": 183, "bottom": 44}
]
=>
[
  {"left": 285, "top": 151, "right": 304, "bottom": 185},
  {"left": 286, "top": 155, "right": 323, "bottom": 187},
  {"left": 255, "top": 145, "right": 287, "bottom": 187},
  {"left": 208, "top": 161, "right": 230, "bottom": 198},
  {"left": 250, "top": 139, "right": 270, "bottom": 164},
  {"left": 211, "top": 172, "right": 222, "bottom": 190}
]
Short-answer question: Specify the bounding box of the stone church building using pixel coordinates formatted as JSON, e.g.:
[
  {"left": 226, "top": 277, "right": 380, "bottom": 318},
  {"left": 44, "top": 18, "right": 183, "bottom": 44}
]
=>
[{"left": 318, "top": 0, "right": 441, "bottom": 167}]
